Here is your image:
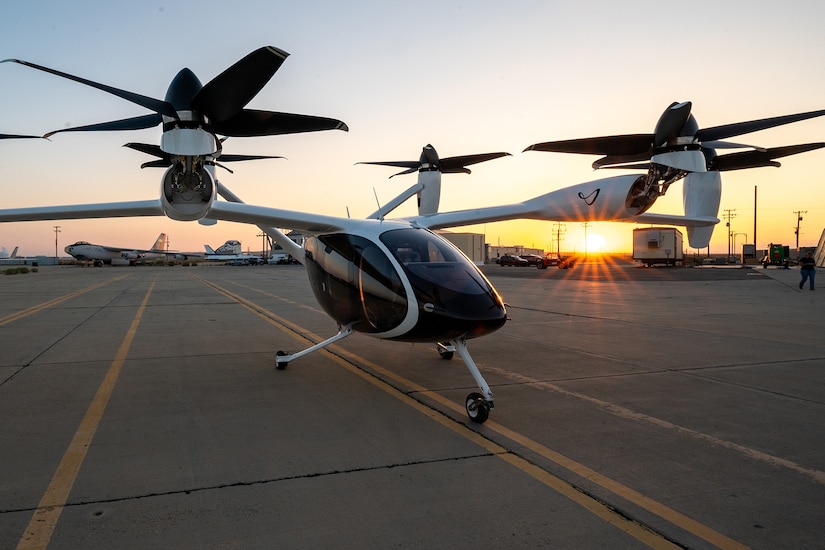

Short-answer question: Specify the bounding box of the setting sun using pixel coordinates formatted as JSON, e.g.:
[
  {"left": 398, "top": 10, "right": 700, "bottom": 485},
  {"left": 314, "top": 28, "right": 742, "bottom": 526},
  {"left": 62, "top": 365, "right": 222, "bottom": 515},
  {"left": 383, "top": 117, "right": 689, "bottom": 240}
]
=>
[{"left": 586, "top": 233, "right": 607, "bottom": 252}]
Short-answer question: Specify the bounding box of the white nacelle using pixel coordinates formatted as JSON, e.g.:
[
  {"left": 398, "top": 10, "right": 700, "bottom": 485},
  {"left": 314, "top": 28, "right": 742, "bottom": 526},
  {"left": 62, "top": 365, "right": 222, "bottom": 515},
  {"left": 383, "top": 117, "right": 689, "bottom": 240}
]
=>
[
  {"left": 682, "top": 171, "right": 722, "bottom": 249},
  {"left": 524, "top": 174, "right": 651, "bottom": 221},
  {"left": 160, "top": 128, "right": 219, "bottom": 156},
  {"left": 160, "top": 164, "right": 216, "bottom": 222},
  {"left": 417, "top": 170, "right": 442, "bottom": 215}
]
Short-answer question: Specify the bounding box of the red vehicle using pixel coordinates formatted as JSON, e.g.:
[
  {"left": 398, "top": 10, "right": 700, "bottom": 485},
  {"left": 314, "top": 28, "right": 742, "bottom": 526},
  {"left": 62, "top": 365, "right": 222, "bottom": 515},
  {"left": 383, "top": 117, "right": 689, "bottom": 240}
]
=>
[{"left": 537, "top": 253, "right": 577, "bottom": 269}]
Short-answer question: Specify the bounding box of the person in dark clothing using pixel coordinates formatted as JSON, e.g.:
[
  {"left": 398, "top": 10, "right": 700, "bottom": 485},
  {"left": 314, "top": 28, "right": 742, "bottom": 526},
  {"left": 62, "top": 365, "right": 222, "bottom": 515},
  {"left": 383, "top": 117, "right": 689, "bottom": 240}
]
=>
[{"left": 799, "top": 252, "right": 816, "bottom": 290}]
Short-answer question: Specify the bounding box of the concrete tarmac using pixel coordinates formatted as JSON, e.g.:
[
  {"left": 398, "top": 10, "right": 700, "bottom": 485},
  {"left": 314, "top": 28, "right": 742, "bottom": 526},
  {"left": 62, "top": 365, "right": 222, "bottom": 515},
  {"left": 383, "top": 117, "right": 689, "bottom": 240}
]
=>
[{"left": 0, "top": 262, "right": 822, "bottom": 549}]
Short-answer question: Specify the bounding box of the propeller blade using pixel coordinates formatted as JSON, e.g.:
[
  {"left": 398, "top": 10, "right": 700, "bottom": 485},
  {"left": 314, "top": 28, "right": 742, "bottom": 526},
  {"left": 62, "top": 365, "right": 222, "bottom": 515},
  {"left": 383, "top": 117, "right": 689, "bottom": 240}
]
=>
[
  {"left": 709, "top": 142, "right": 825, "bottom": 171},
  {"left": 45, "top": 114, "right": 162, "bottom": 138},
  {"left": 217, "top": 153, "right": 286, "bottom": 162},
  {"left": 355, "top": 161, "right": 419, "bottom": 169},
  {"left": 524, "top": 134, "right": 654, "bottom": 156},
  {"left": 592, "top": 151, "right": 656, "bottom": 169},
  {"left": 653, "top": 101, "right": 692, "bottom": 147},
  {"left": 440, "top": 152, "right": 511, "bottom": 173},
  {"left": 140, "top": 160, "right": 172, "bottom": 169},
  {"left": 389, "top": 167, "right": 419, "bottom": 178},
  {"left": 212, "top": 109, "right": 348, "bottom": 137},
  {"left": 192, "top": 46, "right": 289, "bottom": 123},
  {"left": 697, "top": 109, "right": 825, "bottom": 141},
  {"left": 598, "top": 162, "right": 652, "bottom": 170},
  {"left": 701, "top": 140, "right": 766, "bottom": 151},
  {"left": 0, "top": 134, "right": 40, "bottom": 139},
  {"left": 2, "top": 59, "right": 178, "bottom": 119},
  {"left": 123, "top": 142, "right": 166, "bottom": 158}
]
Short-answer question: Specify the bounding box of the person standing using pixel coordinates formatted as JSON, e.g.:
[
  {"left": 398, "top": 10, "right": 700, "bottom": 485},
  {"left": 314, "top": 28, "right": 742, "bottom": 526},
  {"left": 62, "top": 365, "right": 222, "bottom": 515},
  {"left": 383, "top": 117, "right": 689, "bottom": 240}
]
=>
[{"left": 799, "top": 252, "right": 816, "bottom": 290}]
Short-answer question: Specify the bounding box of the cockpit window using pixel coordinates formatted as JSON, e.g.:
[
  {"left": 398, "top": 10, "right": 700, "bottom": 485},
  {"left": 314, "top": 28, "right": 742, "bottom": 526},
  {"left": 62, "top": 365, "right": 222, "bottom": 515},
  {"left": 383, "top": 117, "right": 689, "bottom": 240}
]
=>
[{"left": 380, "top": 228, "right": 495, "bottom": 295}]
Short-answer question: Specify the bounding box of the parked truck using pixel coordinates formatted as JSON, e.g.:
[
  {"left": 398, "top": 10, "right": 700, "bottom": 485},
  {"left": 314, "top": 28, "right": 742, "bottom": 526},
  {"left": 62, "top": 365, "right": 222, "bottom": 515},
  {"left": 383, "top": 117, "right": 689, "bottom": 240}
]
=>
[
  {"left": 761, "top": 243, "right": 790, "bottom": 268},
  {"left": 633, "top": 227, "right": 684, "bottom": 267}
]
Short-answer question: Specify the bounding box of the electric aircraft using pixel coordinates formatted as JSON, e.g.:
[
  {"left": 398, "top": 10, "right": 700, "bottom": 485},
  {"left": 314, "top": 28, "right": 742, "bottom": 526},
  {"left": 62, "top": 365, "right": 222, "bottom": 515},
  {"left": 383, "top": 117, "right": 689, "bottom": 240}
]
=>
[
  {"left": 1, "top": 47, "right": 824, "bottom": 423},
  {"left": 65, "top": 233, "right": 169, "bottom": 265}
]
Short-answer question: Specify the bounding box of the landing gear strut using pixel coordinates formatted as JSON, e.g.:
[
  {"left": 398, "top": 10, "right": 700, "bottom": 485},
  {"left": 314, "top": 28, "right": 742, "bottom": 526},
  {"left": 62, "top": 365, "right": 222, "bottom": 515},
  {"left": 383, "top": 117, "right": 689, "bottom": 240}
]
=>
[
  {"left": 275, "top": 324, "right": 353, "bottom": 370},
  {"left": 450, "top": 337, "right": 494, "bottom": 424}
]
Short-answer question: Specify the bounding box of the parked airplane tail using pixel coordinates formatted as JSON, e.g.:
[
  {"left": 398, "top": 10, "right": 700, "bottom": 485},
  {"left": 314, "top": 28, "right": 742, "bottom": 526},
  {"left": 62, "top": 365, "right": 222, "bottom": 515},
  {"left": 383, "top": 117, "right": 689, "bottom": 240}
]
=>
[
  {"left": 151, "top": 233, "right": 167, "bottom": 251},
  {"left": 682, "top": 171, "right": 721, "bottom": 249},
  {"left": 9, "top": 246, "right": 18, "bottom": 259},
  {"left": 204, "top": 245, "right": 216, "bottom": 254}
]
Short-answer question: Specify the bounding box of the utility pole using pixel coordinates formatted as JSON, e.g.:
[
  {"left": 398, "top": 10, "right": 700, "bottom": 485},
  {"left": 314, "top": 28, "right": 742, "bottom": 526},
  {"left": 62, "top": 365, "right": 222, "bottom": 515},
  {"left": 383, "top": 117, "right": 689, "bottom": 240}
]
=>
[
  {"left": 722, "top": 209, "right": 737, "bottom": 257},
  {"left": 257, "top": 231, "right": 268, "bottom": 260},
  {"left": 53, "top": 225, "right": 61, "bottom": 265},
  {"left": 582, "top": 222, "right": 590, "bottom": 261},
  {"left": 753, "top": 186, "right": 757, "bottom": 249},
  {"left": 551, "top": 222, "right": 566, "bottom": 255},
  {"left": 794, "top": 210, "right": 807, "bottom": 250}
]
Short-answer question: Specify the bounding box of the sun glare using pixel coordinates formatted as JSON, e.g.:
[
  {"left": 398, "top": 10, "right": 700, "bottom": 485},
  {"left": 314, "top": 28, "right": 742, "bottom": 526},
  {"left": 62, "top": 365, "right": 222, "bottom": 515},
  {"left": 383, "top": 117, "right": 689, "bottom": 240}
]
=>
[{"left": 586, "top": 233, "right": 607, "bottom": 252}]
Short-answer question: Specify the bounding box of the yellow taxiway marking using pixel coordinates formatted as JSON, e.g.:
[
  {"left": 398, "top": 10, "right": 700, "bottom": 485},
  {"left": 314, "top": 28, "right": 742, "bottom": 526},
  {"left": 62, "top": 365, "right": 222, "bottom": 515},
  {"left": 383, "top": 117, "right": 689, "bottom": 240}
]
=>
[
  {"left": 0, "top": 275, "right": 130, "bottom": 327},
  {"left": 197, "top": 275, "right": 748, "bottom": 549},
  {"left": 16, "top": 279, "right": 156, "bottom": 550}
]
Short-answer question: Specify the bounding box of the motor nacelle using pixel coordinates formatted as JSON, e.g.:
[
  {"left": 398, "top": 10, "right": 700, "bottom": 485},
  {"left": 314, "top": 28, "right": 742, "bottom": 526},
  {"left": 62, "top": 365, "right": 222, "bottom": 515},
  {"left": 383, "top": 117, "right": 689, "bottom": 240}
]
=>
[
  {"left": 524, "top": 174, "right": 657, "bottom": 222},
  {"left": 160, "top": 158, "right": 216, "bottom": 221},
  {"left": 121, "top": 251, "right": 143, "bottom": 260}
]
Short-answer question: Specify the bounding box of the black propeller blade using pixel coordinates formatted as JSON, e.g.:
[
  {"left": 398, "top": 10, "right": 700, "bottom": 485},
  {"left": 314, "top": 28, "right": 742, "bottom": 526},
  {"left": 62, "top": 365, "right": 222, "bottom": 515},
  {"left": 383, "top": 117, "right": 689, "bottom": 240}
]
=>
[
  {"left": 440, "top": 152, "right": 513, "bottom": 173},
  {"left": 697, "top": 109, "right": 825, "bottom": 142},
  {"left": 1, "top": 58, "right": 179, "bottom": 119},
  {"left": 525, "top": 135, "right": 653, "bottom": 156},
  {"left": 0, "top": 133, "right": 40, "bottom": 139},
  {"left": 709, "top": 143, "right": 825, "bottom": 171},
  {"left": 358, "top": 144, "right": 510, "bottom": 178},
  {"left": 3, "top": 46, "right": 347, "bottom": 140},
  {"left": 123, "top": 142, "right": 285, "bottom": 169},
  {"left": 212, "top": 110, "right": 348, "bottom": 137},
  {"left": 524, "top": 102, "right": 825, "bottom": 171},
  {"left": 44, "top": 114, "right": 163, "bottom": 138},
  {"left": 192, "top": 46, "right": 288, "bottom": 123}
]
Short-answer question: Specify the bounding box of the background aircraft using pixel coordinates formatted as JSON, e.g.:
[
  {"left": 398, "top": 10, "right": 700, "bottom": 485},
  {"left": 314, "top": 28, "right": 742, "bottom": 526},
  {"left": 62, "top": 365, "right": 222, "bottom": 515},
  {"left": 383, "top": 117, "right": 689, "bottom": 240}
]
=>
[
  {"left": 203, "top": 239, "right": 263, "bottom": 263},
  {"left": 0, "top": 47, "right": 823, "bottom": 423},
  {"left": 65, "top": 233, "right": 169, "bottom": 266}
]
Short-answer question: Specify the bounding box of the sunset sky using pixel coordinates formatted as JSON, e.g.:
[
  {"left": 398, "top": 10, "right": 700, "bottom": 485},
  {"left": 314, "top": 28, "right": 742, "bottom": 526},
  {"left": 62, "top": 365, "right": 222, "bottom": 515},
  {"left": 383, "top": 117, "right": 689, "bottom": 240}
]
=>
[{"left": 1, "top": 1, "right": 823, "bottom": 256}]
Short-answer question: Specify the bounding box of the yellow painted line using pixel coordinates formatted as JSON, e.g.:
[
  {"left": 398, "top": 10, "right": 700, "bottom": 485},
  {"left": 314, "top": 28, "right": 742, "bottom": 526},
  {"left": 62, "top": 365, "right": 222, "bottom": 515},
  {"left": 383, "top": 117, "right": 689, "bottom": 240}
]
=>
[
  {"left": 0, "top": 275, "right": 130, "bottom": 326},
  {"left": 16, "top": 279, "right": 156, "bottom": 550},
  {"left": 196, "top": 276, "right": 742, "bottom": 549}
]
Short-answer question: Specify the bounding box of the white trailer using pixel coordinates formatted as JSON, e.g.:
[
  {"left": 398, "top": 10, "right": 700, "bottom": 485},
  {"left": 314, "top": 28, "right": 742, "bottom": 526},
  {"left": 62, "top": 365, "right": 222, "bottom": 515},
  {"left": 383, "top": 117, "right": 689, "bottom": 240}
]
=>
[{"left": 633, "top": 227, "right": 684, "bottom": 267}]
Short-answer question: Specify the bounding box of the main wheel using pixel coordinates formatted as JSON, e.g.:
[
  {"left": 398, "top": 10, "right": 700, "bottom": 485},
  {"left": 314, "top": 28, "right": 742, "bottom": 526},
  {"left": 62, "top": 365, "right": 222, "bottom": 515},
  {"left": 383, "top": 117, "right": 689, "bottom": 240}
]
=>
[
  {"left": 465, "top": 392, "right": 490, "bottom": 424},
  {"left": 275, "top": 350, "right": 289, "bottom": 370}
]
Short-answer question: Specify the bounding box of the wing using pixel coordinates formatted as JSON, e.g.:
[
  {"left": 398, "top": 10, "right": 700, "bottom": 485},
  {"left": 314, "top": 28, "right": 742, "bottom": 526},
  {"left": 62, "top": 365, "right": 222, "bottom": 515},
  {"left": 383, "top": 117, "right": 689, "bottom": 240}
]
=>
[
  {"left": 205, "top": 202, "right": 349, "bottom": 234},
  {"left": 0, "top": 200, "right": 164, "bottom": 222}
]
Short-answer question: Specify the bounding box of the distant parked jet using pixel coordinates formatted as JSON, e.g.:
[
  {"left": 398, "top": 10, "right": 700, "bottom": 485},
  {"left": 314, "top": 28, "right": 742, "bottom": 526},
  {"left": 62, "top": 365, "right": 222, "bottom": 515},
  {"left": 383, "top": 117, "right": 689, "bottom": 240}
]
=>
[{"left": 65, "top": 233, "right": 169, "bottom": 266}]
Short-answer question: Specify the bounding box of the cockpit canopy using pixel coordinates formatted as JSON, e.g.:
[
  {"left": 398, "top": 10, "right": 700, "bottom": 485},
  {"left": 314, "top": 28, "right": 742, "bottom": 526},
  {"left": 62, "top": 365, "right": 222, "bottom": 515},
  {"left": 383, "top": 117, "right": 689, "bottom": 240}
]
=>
[{"left": 304, "top": 227, "right": 505, "bottom": 341}]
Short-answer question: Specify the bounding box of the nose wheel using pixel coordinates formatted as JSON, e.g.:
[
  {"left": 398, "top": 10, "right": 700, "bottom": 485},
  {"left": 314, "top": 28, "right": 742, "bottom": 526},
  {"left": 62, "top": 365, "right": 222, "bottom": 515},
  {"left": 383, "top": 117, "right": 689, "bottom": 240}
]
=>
[{"left": 465, "top": 392, "right": 490, "bottom": 423}]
